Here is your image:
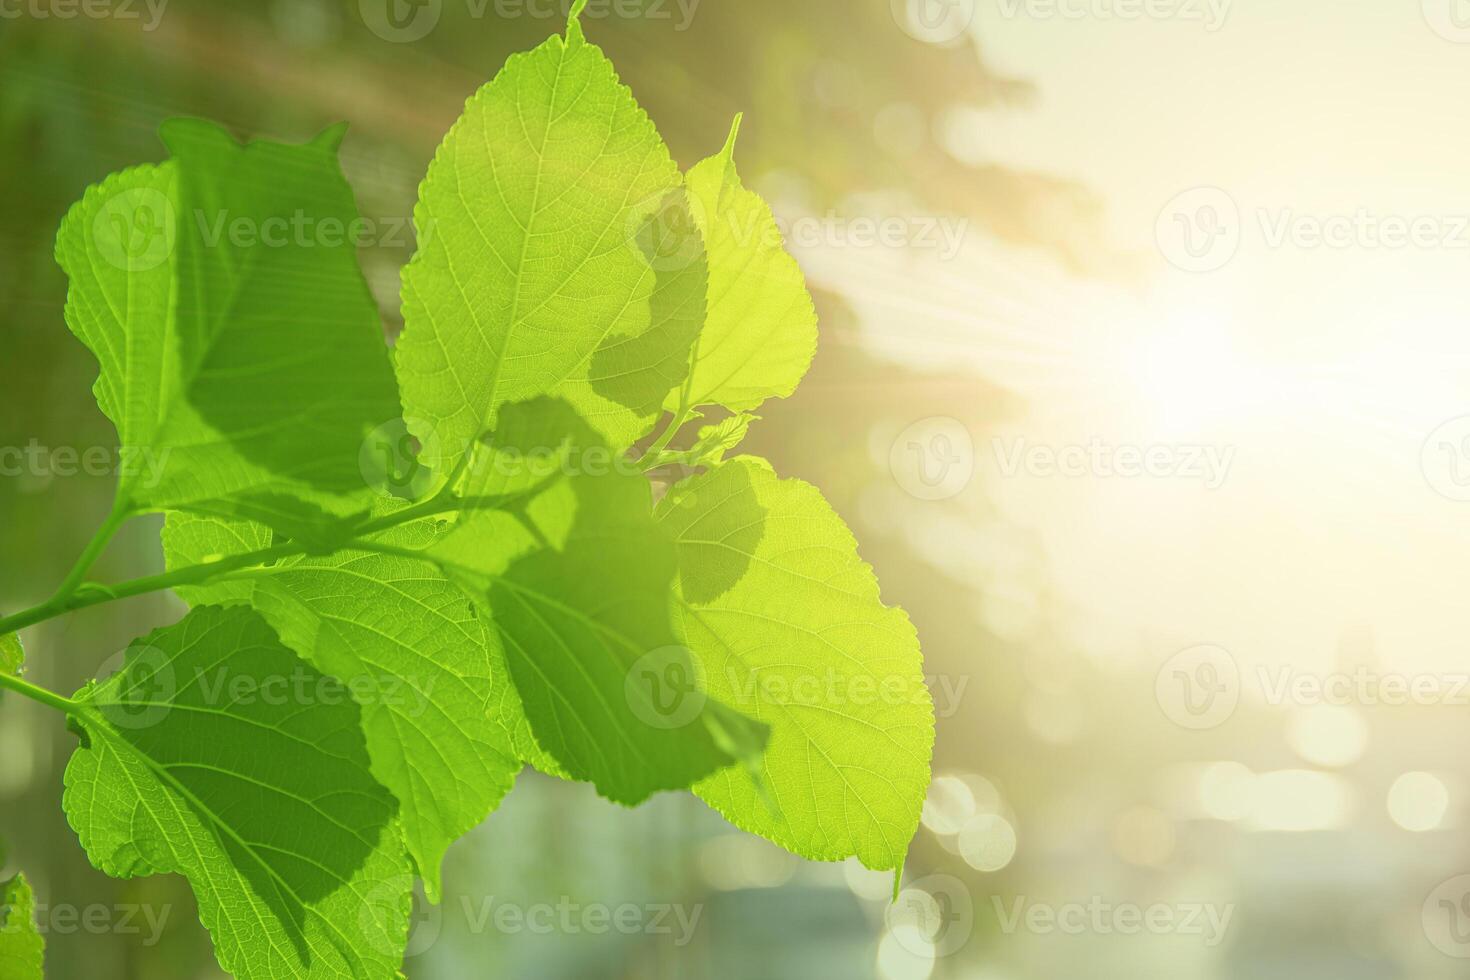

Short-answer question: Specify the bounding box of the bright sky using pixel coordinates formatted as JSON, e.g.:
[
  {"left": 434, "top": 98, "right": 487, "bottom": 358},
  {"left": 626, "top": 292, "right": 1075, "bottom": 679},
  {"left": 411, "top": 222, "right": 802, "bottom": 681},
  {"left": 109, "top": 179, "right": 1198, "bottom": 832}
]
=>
[{"left": 811, "top": 0, "right": 1470, "bottom": 679}]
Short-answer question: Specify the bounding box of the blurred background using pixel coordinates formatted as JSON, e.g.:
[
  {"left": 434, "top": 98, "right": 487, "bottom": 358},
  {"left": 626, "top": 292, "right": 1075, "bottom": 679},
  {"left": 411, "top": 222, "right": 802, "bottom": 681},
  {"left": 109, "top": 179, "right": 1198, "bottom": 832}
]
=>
[{"left": 5, "top": 0, "right": 1470, "bottom": 977}]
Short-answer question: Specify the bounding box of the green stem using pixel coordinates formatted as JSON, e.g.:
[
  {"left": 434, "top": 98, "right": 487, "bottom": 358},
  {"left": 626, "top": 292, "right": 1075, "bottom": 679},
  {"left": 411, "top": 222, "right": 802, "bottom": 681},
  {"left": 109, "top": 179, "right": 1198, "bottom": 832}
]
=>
[
  {"left": 52, "top": 506, "right": 130, "bottom": 602},
  {"left": 646, "top": 404, "right": 695, "bottom": 459},
  {"left": 0, "top": 671, "right": 81, "bottom": 716}
]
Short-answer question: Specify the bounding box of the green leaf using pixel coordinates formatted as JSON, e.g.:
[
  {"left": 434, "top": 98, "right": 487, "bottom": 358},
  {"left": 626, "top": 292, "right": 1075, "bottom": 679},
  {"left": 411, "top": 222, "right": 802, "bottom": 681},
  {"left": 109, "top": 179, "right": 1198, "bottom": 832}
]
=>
[
  {"left": 163, "top": 509, "right": 523, "bottom": 901},
  {"left": 63, "top": 606, "right": 412, "bottom": 979},
  {"left": 656, "top": 458, "right": 933, "bottom": 871},
  {"left": 668, "top": 118, "right": 817, "bottom": 414},
  {"left": 55, "top": 119, "right": 401, "bottom": 529},
  {"left": 688, "top": 412, "right": 759, "bottom": 468},
  {"left": 0, "top": 873, "right": 45, "bottom": 980},
  {"left": 395, "top": 19, "right": 706, "bottom": 473},
  {"left": 431, "top": 398, "right": 760, "bottom": 804},
  {"left": 0, "top": 633, "right": 22, "bottom": 678}
]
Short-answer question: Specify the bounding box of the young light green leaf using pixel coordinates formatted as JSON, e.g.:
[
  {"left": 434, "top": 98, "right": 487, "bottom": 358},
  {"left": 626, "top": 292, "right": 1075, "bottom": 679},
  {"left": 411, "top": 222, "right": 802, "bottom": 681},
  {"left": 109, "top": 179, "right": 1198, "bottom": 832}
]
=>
[
  {"left": 656, "top": 458, "right": 934, "bottom": 871},
  {"left": 0, "top": 633, "right": 22, "bottom": 678},
  {"left": 668, "top": 118, "right": 817, "bottom": 415},
  {"left": 688, "top": 413, "right": 759, "bottom": 468},
  {"left": 431, "top": 398, "right": 763, "bottom": 804},
  {"left": 0, "top": 872, "right": 45, "bottom": 980},
  {"left": 162, "top": 510, "right": 523, "bottom": 901},
  {"left": 63, "top": 606, "right": 412, "bottom": 979},
  {"left": 395, "top": 18, "right": 706, "bottom": 472},
  {"left": 55, "top": 120, "right": 401, "bottom": 529}
]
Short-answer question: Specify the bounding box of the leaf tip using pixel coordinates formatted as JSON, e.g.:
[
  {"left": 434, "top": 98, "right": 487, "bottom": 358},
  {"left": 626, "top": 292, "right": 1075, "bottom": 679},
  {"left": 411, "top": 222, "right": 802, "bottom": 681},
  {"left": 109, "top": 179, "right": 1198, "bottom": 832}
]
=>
[
  {"left": 722, "top": 112, "right": 744, "bottom": 162},
  {"left": 567, "top": 0, "right": 589, "bottom": 42},
  {"left": 312, "top": 121, "right": 350, "bottom": 154}
]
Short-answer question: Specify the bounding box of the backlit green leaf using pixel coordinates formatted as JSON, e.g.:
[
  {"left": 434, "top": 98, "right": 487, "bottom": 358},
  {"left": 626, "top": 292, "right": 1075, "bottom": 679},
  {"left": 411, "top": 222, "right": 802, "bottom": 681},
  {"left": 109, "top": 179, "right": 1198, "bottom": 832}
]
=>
[
  {"left": 55, "top": 120, "right": 401, "bottom": 529},
  {"left": 162, "top": 511, "right": 523, "bottom": 901},
  {"left": 667, "top": 118, "right": 817, "bottom": 415},
  {"left": 395, "top": 17, "right": 705, "bottom": 473},
  {"left": 63, "top": 606, "right": 412, "bottom": 979},
  {"left": 657, "top": 458, "right": 933, "bottom": 871},
  {"left": 0, "top": 872, "right": 44, "bottom": 980}
]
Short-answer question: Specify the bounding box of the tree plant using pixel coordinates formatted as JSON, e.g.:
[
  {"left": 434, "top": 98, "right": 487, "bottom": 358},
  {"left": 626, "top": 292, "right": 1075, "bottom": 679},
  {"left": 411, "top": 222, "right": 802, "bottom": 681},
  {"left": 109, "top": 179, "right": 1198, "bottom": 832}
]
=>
[{"left": 0, "top": 5, "right": 935, "bottom": 976}]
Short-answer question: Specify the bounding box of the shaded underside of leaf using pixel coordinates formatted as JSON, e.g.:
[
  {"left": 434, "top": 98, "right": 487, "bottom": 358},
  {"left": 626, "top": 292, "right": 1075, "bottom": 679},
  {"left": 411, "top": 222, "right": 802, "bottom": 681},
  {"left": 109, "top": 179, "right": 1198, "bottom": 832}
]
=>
[
  {"left": 55, "top": 120, "right": 400, "bottom": 526},
  {"left": 63, "top": 606, "right": 412, "bottom": 979},
  {"left": 164, "top": 509, "right": 522, "bottom": 900}
]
